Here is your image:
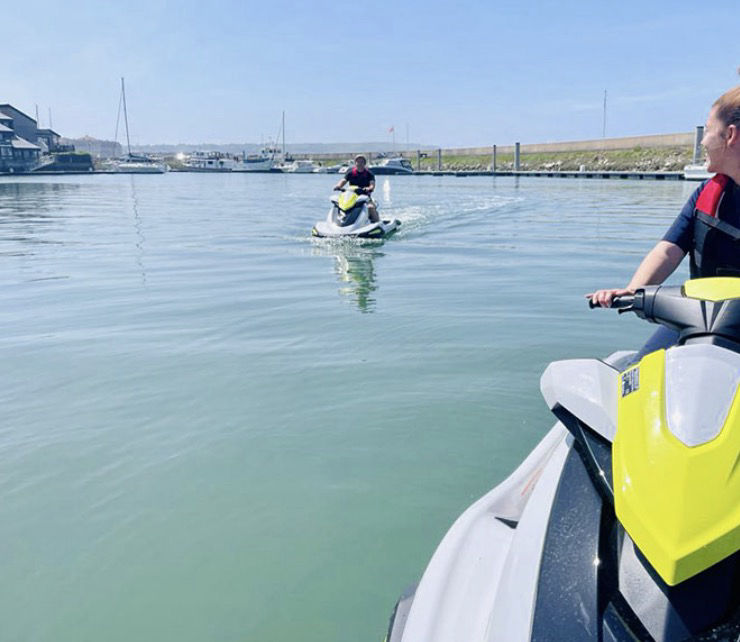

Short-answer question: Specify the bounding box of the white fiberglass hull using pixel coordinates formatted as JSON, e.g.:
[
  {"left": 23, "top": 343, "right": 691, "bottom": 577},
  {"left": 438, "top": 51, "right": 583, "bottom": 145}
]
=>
[
  {"left": 110, "top": 161, "right": 167, "bottom": 174},
  {"left": 233, "top": 158, "right": 274, "bottom": 172},
  {"left": 683, "top": 164, "right": 713, "bottom": 181}
]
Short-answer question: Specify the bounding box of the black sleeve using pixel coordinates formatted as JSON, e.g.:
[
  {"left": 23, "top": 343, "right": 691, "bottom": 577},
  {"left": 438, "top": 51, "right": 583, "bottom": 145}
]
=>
[
  {"left": 343, "top": 170, "right": 352, "bottom": 181},
  {"left": 367, "top": 170, "right": 375, "bottom": 182}
]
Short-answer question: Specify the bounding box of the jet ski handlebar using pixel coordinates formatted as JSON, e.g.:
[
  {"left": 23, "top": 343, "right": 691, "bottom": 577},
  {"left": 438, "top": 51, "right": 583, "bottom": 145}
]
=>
[
  {"left": 588, "top": 294, "right": 637, "bottom": 311},
  {"left": 590, "top": 284, "right": 740, "bottom": 344},
  {"left": 589, "top": 287, "right": 660, "bottom": 318}
]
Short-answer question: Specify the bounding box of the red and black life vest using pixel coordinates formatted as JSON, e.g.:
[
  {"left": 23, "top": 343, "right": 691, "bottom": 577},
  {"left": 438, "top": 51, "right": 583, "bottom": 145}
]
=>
[
  {"left": 349, "top": 167, "right": 374, "bottom": 188},
  {"left": 690, "top": 174, "right": 740, "bottom": 278}
]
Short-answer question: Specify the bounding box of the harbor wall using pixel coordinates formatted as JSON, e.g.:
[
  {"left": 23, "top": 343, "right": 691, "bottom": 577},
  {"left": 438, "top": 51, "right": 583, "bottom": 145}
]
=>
[{"left": 305, "top": 132, "right": 694, "bottom": 161}]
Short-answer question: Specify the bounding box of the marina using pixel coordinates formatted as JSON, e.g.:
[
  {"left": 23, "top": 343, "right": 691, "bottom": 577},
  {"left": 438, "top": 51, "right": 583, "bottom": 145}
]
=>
[{"left": 0, "top": 94, "right": 711, "bottom": 182}]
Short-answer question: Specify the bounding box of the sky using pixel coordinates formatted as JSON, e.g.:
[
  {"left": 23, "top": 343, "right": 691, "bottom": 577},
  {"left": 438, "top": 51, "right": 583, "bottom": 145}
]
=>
[{"left": 2, "top": 0, "right": 738, "bottom": 148}]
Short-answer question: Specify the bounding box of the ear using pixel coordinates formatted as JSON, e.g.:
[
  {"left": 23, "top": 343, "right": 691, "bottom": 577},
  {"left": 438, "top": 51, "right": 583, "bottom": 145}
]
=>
[{"left": 727, "top": 124, "right": 739, "bottom": 147}]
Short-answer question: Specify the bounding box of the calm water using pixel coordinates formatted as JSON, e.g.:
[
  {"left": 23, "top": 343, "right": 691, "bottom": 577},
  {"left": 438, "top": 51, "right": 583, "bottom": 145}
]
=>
[{"left": 0, "top": 173, "right": 696, "bottom": 641}]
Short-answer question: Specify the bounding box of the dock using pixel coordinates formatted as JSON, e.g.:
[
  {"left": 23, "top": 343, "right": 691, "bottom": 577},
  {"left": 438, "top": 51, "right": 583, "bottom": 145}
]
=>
[{"left": 414, "top": 170, "right": 685, "bottom": 180}]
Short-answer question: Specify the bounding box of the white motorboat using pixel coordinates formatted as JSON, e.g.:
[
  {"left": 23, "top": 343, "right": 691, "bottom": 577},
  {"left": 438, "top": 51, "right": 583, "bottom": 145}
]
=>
[
  {"left": 233, "top": 146, "right": 279, "bottom": 173},
  {"left": 183, "top": 151, "right": 236, "bottom": 172},
  {"left": 683, "top": 163, "right": 714, "bottom": 181},
  {"left": 281, "top": 159, "right": 319, "bottom": 173},
  {"left": 368, "top": 157, "right": 414, "bottom": 175},
  {"left": 313, "top": 163, "right": 344, "bottom": 174}
]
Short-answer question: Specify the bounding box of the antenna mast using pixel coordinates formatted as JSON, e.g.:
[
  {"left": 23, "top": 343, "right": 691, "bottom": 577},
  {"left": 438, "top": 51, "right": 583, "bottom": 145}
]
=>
[{"left": 121, "top": 77, "right": 132, "bottom": 156}]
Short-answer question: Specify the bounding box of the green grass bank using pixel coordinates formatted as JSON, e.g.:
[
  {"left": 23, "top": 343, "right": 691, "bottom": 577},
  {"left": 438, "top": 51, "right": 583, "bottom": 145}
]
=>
[{"left": 407, "top": 146, "right": 696, "bottom": 172}]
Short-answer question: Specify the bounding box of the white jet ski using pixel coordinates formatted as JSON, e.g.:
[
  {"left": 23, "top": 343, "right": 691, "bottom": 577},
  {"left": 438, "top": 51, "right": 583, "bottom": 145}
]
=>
[
  {"left": 312, "top": 186, "right": 400, "bottom": 239},
  {"left": 386, "top": 277, "right": 740, "bottom": 641}
]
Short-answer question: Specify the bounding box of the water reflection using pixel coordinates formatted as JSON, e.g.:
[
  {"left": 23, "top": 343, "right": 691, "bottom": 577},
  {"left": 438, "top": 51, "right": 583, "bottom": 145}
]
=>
[
  {"left": 128, "top": 176, "right": 147, "bottom": 285},
  {"left": 0, "top": 181, "right": 75, "bottom": 252},
  {"left": 313, "top": 240, "right": 383, "bottom": 313},
  {"left": 381, "top": 178, "right": 391, "bottom": 205}
]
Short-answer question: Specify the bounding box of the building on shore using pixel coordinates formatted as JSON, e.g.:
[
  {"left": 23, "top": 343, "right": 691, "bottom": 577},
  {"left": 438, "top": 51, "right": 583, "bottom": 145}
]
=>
[
  {"left": 0, "top": 107, "right": 41, "bottom": 173},
  {"left": 0, "top": 103, "right": 94, "bottom": 173},
  {"left": 36, "top": 128, "right": 75, "bottom": 154}
]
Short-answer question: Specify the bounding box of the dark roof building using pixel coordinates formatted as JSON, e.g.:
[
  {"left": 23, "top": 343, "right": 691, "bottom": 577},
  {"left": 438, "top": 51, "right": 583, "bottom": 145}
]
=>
[
  {"left": 0, "top": 104, "right": 41, "bottom": 173},
  {"left": 0, "top": 104, "right": 38, "bottom": 144}
]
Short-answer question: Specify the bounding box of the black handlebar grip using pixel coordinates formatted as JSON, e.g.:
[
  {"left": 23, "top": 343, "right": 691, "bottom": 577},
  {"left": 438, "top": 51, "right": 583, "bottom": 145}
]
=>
[{"left": 588, "top": 295, "right": 636, "bottom": 309}]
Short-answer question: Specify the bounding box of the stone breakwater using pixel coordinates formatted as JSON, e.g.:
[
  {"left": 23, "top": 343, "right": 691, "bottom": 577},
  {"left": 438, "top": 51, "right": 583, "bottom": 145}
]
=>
[{"left": 306, "top": 132, "right": 698, "bottom": 173}]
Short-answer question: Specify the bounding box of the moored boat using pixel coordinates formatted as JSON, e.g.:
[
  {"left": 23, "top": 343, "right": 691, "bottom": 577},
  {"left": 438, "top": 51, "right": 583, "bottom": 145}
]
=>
[
  {"left": 182, "top": 151, "right": 236, "bottom": 172},
  {"left": 368, "top": 157, "right": 414, "bottom": 175},
  {"left": 280, "top": 159, "right": 319, "bottom": 173},
  {"left": 233, "top": 147, "right": 279, "bottom": 173},
  {"left": 107, "top": 155, "right": 168, "bottom": 174},
  {"left": 683, "top": 163, "right": 714, "bottom": 181},
  {"left": 108, "top": 78, "right": 168, "bottom": 174}
]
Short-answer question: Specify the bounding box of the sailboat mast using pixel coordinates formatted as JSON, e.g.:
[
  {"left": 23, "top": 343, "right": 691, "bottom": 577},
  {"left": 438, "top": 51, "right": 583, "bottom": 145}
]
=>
[
  {"left": 282, "top": 111, "right": 285, "bottom": 157},
  {"left": 121, "top": 77, "right": 132, "bottom": 156}
]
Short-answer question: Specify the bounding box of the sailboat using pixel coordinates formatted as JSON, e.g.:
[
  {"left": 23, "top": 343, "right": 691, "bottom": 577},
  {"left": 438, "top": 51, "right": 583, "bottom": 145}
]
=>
[{"left": 108, "top": 78, "right": 168, "bottom": 174}]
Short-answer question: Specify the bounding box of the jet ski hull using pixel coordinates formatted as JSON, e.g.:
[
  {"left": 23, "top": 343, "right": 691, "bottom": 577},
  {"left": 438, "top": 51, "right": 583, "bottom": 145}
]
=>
[
  {"left": 387, "top": 347, "right": 740, "bottom": 641},
  {"left": 314, "top": 190, "right": 401, "bottom": 239},
  {"left": 311, "top": 219, "right": 400, "bottom": 239}
]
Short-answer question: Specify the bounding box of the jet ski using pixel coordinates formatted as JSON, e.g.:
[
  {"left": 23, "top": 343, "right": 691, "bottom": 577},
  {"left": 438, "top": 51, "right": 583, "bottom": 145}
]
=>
[
  {"left": 386, "top": 277, "right": 740, "bottom": 641},
  {"left": 311, "top": 186, "right": 400, "bottom": 239}
]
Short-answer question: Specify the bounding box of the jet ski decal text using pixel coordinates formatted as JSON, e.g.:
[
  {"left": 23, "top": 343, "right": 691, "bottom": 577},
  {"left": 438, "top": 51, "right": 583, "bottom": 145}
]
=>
[{"left": 621, "top": 368, "right": 639, "bottom": 397}]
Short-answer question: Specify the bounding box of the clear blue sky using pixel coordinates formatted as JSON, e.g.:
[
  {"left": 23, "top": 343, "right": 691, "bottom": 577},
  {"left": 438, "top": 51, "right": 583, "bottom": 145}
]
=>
[{"left": 3, "top": 0, "right": 738, "bottom": 147}]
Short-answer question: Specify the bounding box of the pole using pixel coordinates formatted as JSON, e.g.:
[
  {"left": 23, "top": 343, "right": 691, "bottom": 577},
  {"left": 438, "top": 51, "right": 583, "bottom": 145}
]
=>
[
  {"left": 514, "top": 142, "right": 520, "bottom": 171},
  {"left": 693, "top": 126, "right": 704, "bottom": 164},
  {"left": 121, "top": 77, "right": 131, "bottom": 156},
  {"left": 491, "top": 144, "right": 497, "bottom": 174},
  {"left": 282, "top": 111, "right": 285, "bottom": 157},
  {"left": 48, "top": 107, "right": 53, "bottom": 130},
  {"left": 602, "top": 89, "right": 607, "bottom": 139},
  {"left": 437, "top": 148, "right": 442, "bottom": 171},
  {"left": 35, "top": 104, "right": 39, "bottom": 126},
  {"left": 417, "top": 149, "right": 421, "bottom": 171}
]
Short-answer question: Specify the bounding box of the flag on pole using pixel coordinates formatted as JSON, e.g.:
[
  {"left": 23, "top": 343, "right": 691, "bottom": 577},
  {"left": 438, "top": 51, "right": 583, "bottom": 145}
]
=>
[{"left": 388, "top": 126, "right": 395, "bottom": 133}]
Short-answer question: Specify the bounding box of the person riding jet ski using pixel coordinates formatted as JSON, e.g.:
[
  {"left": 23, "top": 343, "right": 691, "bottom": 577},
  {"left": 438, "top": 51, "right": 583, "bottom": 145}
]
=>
[
  {"left": 312, "top": 154, "right": 401, "bottom": 239},
  {"left": 589, "top": 85, "right": 740, "bottom": 357},
  {"left": 335, "top": 155, "right": 378, "bottom": 222}
]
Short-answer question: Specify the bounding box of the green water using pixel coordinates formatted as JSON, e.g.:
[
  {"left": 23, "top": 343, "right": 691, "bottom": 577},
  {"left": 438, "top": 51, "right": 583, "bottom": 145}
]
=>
[{"left": 0, "top": 173, "right": 697, "bottom": 640}]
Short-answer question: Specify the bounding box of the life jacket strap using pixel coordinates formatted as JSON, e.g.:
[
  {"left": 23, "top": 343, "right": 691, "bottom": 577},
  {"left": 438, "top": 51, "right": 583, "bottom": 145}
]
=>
[{"left": 695, "top": 210, "right": 740, "bottom": 241}]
